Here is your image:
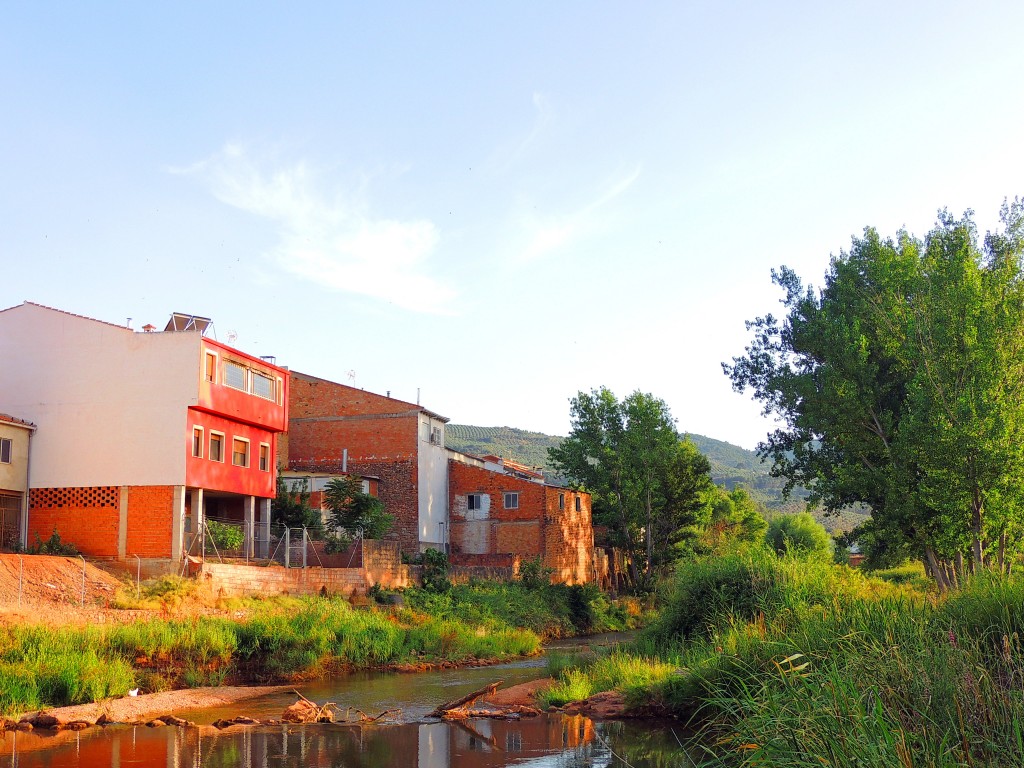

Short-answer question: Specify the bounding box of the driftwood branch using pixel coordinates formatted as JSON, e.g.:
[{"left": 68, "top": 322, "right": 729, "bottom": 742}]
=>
[{"left": 429, "top": 681, "right": 503, "bottom": 718}]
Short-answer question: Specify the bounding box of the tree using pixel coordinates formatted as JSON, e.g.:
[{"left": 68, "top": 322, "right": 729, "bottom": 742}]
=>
[
  {"left": 272, "top": 475, "right": 323, "bottom": 533},
  {"left": 725, "top": 201, "right": 1024, "bottom": 588},
  {"left": 766, "top": 513, "right": 832, "bottom": 559},
  {"left": 323, "top": 476, "right": 394, "bottom": 540},
  {"left": 548, "top": 387, "right": 715, "bottom": 585}
]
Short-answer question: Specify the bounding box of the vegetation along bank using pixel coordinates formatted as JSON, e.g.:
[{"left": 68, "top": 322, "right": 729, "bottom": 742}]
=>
[{"left": 0, "top": 569, "right": 642, "bottom": 717}]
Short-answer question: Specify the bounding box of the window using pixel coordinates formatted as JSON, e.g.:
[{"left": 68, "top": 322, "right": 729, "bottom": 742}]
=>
[
  {"left": 0, "top": 438, "right": 11, "bottom": 464},
  {"left": 192, "top": 427, "right": 204, "bottom": 458},
  {"left": 468, "top": 493, "right": 482, "bottom": 511},
  {"left": 225, "top": 361, "right": 247, "bottom": 391},
  {"left": 204, "top": 352, "right": 217, "bottom": 383},
  {"left": 252, "top": 372, "right": 275, "bottom": 400},
  {"left": 259, "top": 443, "right": 270, "bottom": 472},
  {"left": 504, "top": 492, "right": 519, "bottom": 510},
  {"left": 558, "top": 493, "right": 565, "bottom": 510},
  {"left": 232, "top": 437, "right": 250, "bottom": 467},
  {"left": 209, "top": 432, "right": 224, "bottom": 462},
  {"left": 429, "top": 426, "right": 442, "bottom": 445},
  {"left": 575, "top": 496, "right": 582, "bottom": 512}
]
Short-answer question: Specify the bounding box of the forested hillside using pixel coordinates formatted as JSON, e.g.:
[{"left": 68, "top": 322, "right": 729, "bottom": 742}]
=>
[{"left": 445, "top": 424, "right": 869, "bottom": 532}]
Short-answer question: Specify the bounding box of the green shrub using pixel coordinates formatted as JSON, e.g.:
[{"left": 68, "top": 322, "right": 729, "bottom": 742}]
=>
[{"left": 205, "top": 520, "right": 244, "bottom": 554}]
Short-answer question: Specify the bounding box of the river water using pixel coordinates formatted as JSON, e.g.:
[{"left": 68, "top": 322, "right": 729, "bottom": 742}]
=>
[{"left": 0, "top": 635, "right": 699, "bottom": 767}]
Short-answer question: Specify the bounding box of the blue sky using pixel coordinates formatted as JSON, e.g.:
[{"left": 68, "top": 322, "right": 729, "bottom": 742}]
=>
[{"left": 4, "top": 2, "right": 1023, "bottom": 449}]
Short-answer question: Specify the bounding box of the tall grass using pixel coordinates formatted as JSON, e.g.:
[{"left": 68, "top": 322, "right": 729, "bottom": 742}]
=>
[
  {"left": 0, "top": 592, "right": 541, "bottom": 715},
  {"left": 543, "top": 547, "right": 1024, "bottom": 766}
]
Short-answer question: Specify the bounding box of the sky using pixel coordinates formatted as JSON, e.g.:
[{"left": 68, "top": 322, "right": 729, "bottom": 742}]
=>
[{"left": 3, "top": 2, "right": 1024, "bottom": 449}]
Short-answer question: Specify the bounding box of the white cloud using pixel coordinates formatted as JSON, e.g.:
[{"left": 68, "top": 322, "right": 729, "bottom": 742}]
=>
[
  {"left": 170, "top": 145, "right": 453, "bottom": 313},
  {"left": 518, "top": 164, "right": 642, "bottom": 263}
]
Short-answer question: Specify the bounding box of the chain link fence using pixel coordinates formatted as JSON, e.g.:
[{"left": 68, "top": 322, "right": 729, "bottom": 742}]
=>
[{"left": 183, "top": 516, "right": 328, "bottom": 569}]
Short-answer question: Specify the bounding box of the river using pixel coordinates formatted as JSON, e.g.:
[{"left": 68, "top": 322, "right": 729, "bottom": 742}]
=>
[{"left": 0, "top": 635, "right": 699, "bottom": 767}]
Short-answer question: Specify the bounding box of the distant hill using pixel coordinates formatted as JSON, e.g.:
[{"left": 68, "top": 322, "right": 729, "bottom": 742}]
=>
[{"left": 445, "top": 425, "right": 869, "bottom": 533}]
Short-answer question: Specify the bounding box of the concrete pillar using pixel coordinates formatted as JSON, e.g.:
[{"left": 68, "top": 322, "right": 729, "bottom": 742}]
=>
[
  {"left": 171, "top": 485, "right": 186, "bottom": 561},
  {"left": 189, "top": 488, "right": 204, "bottom": 557},
  {"left": 259, "top": 497, "right": 271, "bottom": 558},
  {"left": 117, "top": 487, "right": 128, "bottom": 560},
  {"left": 245, "top": 495, "right": 256, "bottom": 558}
]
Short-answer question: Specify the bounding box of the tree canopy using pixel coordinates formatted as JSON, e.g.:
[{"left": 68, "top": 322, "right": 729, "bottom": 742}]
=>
[
  {"left": 725, "top": 200, "right": 1024, "bottom": 587},
  {"left": 548, "top": 387, "right": 715, "bottom": 585},
  {"left": 323, "top": 476, "right": 393, "bottom": 540}
]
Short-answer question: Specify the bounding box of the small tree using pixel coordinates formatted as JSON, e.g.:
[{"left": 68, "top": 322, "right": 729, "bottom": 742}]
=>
[
  {"left": 766, "top": 513, "right": 833, "bottom": 559},
  {"left": 323, "top": 476, "right": 393, "bottom": 540},
  {"left": 271, "top": 474, "right": 323, "bottom": 533}
]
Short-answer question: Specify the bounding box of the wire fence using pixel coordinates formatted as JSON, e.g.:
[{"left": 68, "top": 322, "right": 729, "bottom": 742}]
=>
[{"left": 182, "top": 516, "right": 332, "bottom": 571}]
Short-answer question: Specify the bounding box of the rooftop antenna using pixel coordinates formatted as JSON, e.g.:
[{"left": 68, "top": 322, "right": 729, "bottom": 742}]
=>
[
  {"left": 226, "top": 330, "right": 238, "bottom": 345},
  {"left": 417, "top": 387, "right": 420, "bottom": 405},
  {"left": 346, "top": 370, "right": 356, "bottom": 385}
]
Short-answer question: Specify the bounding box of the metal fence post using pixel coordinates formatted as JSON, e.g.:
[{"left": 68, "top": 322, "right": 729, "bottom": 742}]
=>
[
  {"left": 78, "top": 555, "right": 87, "bottom": 607},
  {"left": 302, "top": 528, "right": 308, "bottom": 569},
  {"left": 134, "top": 554, "right": 142, "bottom": 598},
  {"left": 284, "top": 528, "right": 290, "bottom": 569}
]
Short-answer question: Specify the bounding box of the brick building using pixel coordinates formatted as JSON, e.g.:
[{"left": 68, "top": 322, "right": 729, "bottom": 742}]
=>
[
  {"left": 0, "top": 302, "right": 289, "bottom": 565},
  {"left": 284, "top": 372, "right": 449, "bottom": 553},
  {"left": 448, "top": 455, "right": 595, "bottom": 585}
]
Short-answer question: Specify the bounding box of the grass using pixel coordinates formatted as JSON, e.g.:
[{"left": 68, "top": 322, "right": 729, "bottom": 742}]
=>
[
  {"left": 400, "top": 579, "right": 644, "bottom": 638},
  {"left": 539, "top": 546, "right": 1024, "bottom": 767},
  {"left": 0, "top": 589, "right": 542, "bottom": 716}
]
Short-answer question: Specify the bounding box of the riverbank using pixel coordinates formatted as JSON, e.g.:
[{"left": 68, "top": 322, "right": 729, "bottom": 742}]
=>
[
  {"left": 0, "top": 570, "right": 644, "bottom": 718},
  {"left": 542, "top": 547, "right": 1024, "bottom": 766}
]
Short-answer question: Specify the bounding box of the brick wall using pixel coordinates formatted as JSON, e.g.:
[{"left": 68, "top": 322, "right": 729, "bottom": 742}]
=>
[
  {"left": 198, "top": 548, "right": 413, "bottom": 598},
  {"left": 287, "top": 374, "right": 420, "bottom": 463},
  {"left": 28, "top": 486, "right": 120, "bottom": 557},
  {"left": 449, "top": 462, "right": 546, "bottom": 558},
  {"left": 543, "top": 487, "right": 595, "bottom": 586},
  {"left": 125, "top": 486, "right": 175, "bottom": 558},
  {"left": 286, "top": 373, "right": 424, "bottom": 554}
]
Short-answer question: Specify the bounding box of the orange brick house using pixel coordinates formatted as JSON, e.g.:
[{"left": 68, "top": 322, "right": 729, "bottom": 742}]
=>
[
  {"left": 283, "top": 372, "right": 449, "bottom": 553},
  {"left": 448, "top": 454, "right": 595, "bottom": 585},
  {"left": 0, "top": 302, "right": 289, "bottom": 565}
]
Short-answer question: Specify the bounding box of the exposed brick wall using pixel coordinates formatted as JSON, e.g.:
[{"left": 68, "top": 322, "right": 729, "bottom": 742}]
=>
[
  {"left": 125, "top": 486, "right": 175, "bottom": 558},
  {"left": 198, "top": 555, "right": 413, "bottom": 598},
  {"left": 287, "top": 374, "right": 420, "bottom": 463},
  {"left": 543, "top": 487, "right": 595, "bottom": 586},
  {"left": 28, "top": 486, "right": 120, "bottom": 557},
  {"left": 286, "top": 373, "right": 425, "bottom": 554}
]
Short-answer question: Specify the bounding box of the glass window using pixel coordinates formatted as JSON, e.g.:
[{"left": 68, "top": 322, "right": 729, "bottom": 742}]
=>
[
  {"left": 209, "top": 433, "right": 224, "bottom": 462},
  {"left": 504, "top": 492, "right": 519, "bottom": 510},
  {"left": 558, "top": 493, "right": 565, "bottom": 510},
  {"left": 252, "top": 372, "right": 275, "bottom": 400},
  {"left": 575, "top": 496, "right": 582, "bottom": 512},
  {"left": 225, "top": 361, "right": 246, "bottom": 391},
  {"left": 259, "top": 443, "right": 270, "bottom": 472},
  {"left": 468, "top": 493, "right": 481, "bottom": 510},
  {"left": 232, "top": 438, "right": 249, "bottom": 467},
  {"left": 204, "top": 352, "right": 217, "bottom": 383},
  {"left": 192, "top": 427, "right": 203, "bottom": 458},
  {"left": 0, "top": 438, "right": 11, "bottom": 464}
]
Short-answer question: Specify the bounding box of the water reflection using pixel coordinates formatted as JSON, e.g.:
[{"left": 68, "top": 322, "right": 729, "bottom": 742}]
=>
[{"left": 0, "top": 715, "right": 696, "bottom": 767}]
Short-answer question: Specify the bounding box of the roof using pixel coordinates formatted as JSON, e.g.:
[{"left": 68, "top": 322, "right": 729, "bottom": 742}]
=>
[
  {"left": 0, "top": 413, "right": 37, "bottom": 430},
  {"left": 0, "top": 301, "right": 133, "bottom": 332}
]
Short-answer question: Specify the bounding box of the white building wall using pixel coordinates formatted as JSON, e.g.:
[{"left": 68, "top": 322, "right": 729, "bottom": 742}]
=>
[
  {"left": 0, "top": 304, "right": 199, "bottom": 488},
  {"left": 417, "top": 415, "right": 448, "bottom": 548}
]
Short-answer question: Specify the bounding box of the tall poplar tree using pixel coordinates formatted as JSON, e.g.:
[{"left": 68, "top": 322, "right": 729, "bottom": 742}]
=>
[{"left": 725, "top": 200, "right": 1024, "bottom": 587}]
